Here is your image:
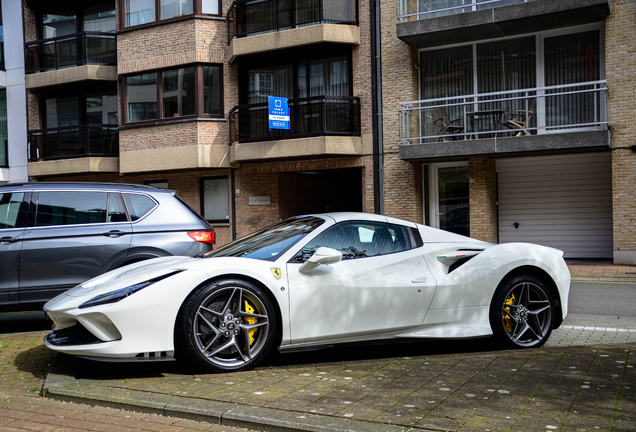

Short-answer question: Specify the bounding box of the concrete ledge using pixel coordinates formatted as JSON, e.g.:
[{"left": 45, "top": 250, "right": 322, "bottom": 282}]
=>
[
  {"left": 25, "top": 65, "right": 118, "bottom": 90},
  {"left": 614, "top": 251, "right": 636, "bottom": 266},
  {"left": 120, "top": 144, "right": 231, "bottom": 173},
  {"left": 28, "top": 157, "right": 119, "bottom": 177},
  {"left": 397, "top": 0, "right": 610, "bottom": 48},
  {"left": 228, "top": 24, "right": 360, "bottom": 63},
  {"left": 230, "top": 135, "right": 363, "bottom": 163},
  {"left": 399, "top": 129, "right": 610, "bottom": 162}
]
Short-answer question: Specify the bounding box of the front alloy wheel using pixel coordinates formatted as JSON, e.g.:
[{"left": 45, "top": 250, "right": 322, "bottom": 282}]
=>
[
  {"left": 179, "top": 279, "right": 275, "bottom": 372},
  {"left": 491, "top": 275, "right": 554, "bottom": 348}
]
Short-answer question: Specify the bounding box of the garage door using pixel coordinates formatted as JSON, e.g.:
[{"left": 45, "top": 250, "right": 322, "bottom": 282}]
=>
[{"left": 497, "top": 153, "right": 612, "bottom": 259}]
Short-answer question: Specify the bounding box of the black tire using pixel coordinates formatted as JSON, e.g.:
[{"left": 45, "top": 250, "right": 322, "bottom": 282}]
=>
[
  {"left": 490, "top": 275, "right": 554, "bottom": 349},
  {"left": 177, "top": 279, "right": 276, "bottom": 372}
]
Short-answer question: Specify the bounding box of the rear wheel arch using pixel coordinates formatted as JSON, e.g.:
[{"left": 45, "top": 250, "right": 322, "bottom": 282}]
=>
[{"left": 497, "top": 266, "right": 563, "bottom": 328}]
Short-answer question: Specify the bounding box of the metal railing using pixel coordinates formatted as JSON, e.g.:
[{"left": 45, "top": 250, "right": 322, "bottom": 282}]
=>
[
  {"left": 397, "top": 0, "right": 532, "bottom": 22},
  {"left": 227, "top": 0, "right": 358, "bottom": 41},
  {"left": 28, "top": 125, "right": 118, "bottom": 161},
  {"left": 24, "top": 32, "right": 116, "bottom": 74},
  {"left": 398, "top": 80, "right": 608, "bottom": 144},
  {"left": 229, "top": 95, "right": 360, "bottom": 144}
]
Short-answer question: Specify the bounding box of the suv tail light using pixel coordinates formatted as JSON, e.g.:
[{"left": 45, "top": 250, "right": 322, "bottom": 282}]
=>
[{"left": 188, "top": 231, "right": 216, "bottom": 245}]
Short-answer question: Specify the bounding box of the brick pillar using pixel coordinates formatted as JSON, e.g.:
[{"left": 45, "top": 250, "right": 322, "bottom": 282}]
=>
[
  {"left": 469, "top": 158, "right": 497, "bottom": 243},
  {"left": 606, "top": 0, "right": 636, "bottom": 264}
]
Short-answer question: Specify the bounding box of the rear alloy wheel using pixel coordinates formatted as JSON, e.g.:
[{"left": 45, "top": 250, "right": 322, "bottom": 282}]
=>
[
  {"left": 490, "top": 275, "right": 554, "bottom": 349},
  {"left": 179, "top": 279, "right": 275, "bottom": 372}
]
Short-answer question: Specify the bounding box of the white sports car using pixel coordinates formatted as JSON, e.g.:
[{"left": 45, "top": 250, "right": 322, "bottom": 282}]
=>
[{"left": 43, "top": 212, "right": 570, "bottom": 372}]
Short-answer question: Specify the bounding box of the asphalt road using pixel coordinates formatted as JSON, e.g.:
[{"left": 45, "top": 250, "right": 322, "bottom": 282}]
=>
[{"left": 564, "top": 281, "right": 636, "bottom": 329}]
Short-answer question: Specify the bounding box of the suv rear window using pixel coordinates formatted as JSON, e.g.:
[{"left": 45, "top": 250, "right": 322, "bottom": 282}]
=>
[
  {"left": 123, "top": 193, "right": 157, "bottom": 221},
  {"left": 0, "top": 192, "right": 25, "bottom": 229}
]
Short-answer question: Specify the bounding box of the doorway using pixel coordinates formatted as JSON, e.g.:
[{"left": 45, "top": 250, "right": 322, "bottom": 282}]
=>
[{"left": 424, "top": 163, "right": 470, "bottom": 237}]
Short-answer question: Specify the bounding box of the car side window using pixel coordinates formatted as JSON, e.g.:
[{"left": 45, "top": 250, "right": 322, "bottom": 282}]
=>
[
  {"left": 122, "top": 193, "right": 157, "bottom": 221},
  {"left": 108, "top": 193, "right": 128, "bottom": 222},
  {"left": 294, "top": 221, "right": 410, "bottom": 262},
  {"left": 0, "top": 193, "right": 25, "bottom": 229},
  {"left": 36, "top": 192, "right": 108, "bottom": 226}
]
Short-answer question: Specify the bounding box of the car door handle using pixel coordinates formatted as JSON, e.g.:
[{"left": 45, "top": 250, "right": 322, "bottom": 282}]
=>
[
  {"left": 0, "top": 236, "right": 16, "bottom": 244},
  {"left": 412, "top": 277, "right": 428, "bottom": 283},
  {"left": 102, "top": 230, "right": 129, "bottom": 237}
]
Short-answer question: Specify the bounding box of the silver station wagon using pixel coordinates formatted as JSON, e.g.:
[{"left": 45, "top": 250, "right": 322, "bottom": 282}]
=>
[{"left": 0, "top": 182, "right": 215, "bottom": 311}]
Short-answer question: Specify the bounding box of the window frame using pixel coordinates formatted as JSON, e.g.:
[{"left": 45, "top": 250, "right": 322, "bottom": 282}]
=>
[
  {"left": 119, "top": 0, "right": 222, "bottom": 29},
  {"left": 199, "top": 175, "right": 230, "bottom": 226},
  {"left": 122, "top": 63, "right": 223, "bottom": 125}
]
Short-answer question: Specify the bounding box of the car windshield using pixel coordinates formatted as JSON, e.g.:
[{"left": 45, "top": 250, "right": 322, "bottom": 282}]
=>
[{"left": 205, "top": 216, "right": 325, "bottom": 261}]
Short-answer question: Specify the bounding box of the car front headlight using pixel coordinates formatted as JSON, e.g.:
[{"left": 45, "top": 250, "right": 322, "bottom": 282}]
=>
[{"left": 79, "top": 270, "right": 183, "bottom": 309}]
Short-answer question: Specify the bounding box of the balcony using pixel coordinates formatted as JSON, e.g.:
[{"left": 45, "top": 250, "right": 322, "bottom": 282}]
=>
[
  {"left": 24, "top": 32, "right": 117, "bottom": 89},
  {"left": 396, "top": 0, "right": 611, "bottom": 49},
  {"left": 228, "top": 96, "right": 362, "bottom": 162},
  {"left": 28, "top": 125, "right": 118, "bottom": 161},
  {"left": 227, "top": 0, "right": 359, "bottom": 63},
  {"left": 398, "top": 81, "right": 610, "bottom": 161}
]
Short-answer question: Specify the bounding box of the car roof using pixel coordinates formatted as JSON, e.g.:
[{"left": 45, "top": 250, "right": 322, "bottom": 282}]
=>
[{"left": 0, "top": 182, "right": 175, "bottom": 194}]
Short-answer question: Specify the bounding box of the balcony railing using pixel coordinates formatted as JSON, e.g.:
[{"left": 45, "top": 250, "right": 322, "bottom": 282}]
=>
[
  {"left": 227, "top": 0, "right": 358, "bottom": 40},
  {"left": 397, "top": 0, "right": 532, "bottom": 22},
  {"left": 229, "top": 96, "right": 360, "bottom": 144},
  {"left": 398, "top": 80, "right": 607, "bottom": 144},
  {"left": 25, "top": 32, "right": 116, "bottom": 74},
  {"left": 28, "top": 125, "right": 118, "bottom": 161}
]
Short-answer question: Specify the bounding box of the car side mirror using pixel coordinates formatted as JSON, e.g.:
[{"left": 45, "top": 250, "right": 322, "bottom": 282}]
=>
[{"left": 298, "top": 247, "right": 342, "bottom": 274}]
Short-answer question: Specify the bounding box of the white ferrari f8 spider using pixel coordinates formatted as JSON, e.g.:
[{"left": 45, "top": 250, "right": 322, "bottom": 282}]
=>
[{"left": 44, "top": 212, "right": 570, "bottom": 372}]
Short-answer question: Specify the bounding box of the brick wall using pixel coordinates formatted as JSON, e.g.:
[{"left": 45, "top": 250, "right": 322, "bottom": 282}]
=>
[
  {"left": 469, "top": 158, "right": 497, "bottom": 243},
  {"left": 379, "top": 0, "right": 422, "bottom": 223},
  {"left": 606, "top": 0, "right": 636, "bottom": 264}
]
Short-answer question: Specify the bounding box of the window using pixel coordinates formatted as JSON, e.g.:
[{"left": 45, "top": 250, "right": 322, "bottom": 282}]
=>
[
  {"left": 122, "top": 0, "right": 221, "bottom": 28},
  {"left": 124, "top": 65, "right": 222, "bottom": 124},
  {"left": 0, "top": 1, "right": 4, "bottom": 71},
  {"left": 201, "top": 176, "right": 229, "bottom": 224},
  {"left": 295, "top": 221, "right": 410, "bottom": 262},
  {"left": 207, "top": 216, "right": 325, "bottom": 260},
  {"left": 44, "top": 90, "right": 118, "bottom": 128},
  {"left": 40, "top": 4, "right": 116, "bottom": 37},
  {"left": 145, "top": 179, "right": 169, "bottom": 189},
  {"left": 244, "top": 54, "right": 351, "bottom": 103},
  {"left": 0, "top": 193, "right": 25, "bottom": 229},
  {"left": 123, "top": 193, "right": 157, "bottom": 220},
  {"left": 0, "top": 89, "right": 6, "bottom": 167},
  {"left": 419, "top": 26, "right": 602, "bottom": 135},
  {"left": 36, "top": 192, "right": 109, "bottom": 226}
]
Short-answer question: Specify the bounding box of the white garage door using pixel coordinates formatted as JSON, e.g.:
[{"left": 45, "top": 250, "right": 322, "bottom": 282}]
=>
[{"left": 497, "top": 153, "right": 612, "bottom": 259}]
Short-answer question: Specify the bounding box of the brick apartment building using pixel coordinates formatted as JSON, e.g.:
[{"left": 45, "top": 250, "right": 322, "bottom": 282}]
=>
[
  {"left": 21, "top": 0, "right": 375, "bottom": 245},
  {"left": 17, "top": 0, "right": 636, "bottom": 264},
  {"left": 381, "top": 0, "right": 636, "bottom": 264}
]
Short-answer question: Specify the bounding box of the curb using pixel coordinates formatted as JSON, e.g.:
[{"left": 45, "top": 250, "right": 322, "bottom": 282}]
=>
[
  {"left": 43, "top": 384, "right": 412, "bottom": 432},
  {"left": 43, "top": 354, "right": 443, "bottom": 432},
  {"left": 570, "top": 276, "right": 636, "bottom": 284}
]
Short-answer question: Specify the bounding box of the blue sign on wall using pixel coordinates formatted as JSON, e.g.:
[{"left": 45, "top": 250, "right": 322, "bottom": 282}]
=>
[{"left": 268, "top": 96, "right": 290, "bottom": 130}]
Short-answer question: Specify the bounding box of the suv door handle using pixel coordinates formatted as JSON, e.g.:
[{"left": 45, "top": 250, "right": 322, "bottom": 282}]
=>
[
  {"left": 0, "top": 236, "right": 16, "bottom": 244},
  {"left": 102, "top": 230, "right": 129, "bottom": 237}
]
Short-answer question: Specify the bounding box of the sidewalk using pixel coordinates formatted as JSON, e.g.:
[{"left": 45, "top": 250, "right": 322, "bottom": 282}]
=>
[{"left": 568, "top": 262, "right": 636, "bottom": 283}]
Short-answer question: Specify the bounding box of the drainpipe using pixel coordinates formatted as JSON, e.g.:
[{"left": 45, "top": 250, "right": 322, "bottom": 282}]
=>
[{"left": 370, "top": 0, "right": 384, "bottom": 215}]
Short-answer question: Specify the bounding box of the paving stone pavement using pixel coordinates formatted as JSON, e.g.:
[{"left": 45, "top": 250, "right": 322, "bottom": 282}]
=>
[{"left": 1, "top": 263, "right": 635, "bottom": 432}]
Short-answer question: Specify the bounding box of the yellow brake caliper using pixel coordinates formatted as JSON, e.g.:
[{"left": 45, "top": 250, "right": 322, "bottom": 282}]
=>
[
  {"left": 503, "top": 293, "right": 515, "bottom": 333},
  {"left": 244, "top": 300, "right": 258, "bottom": 346}
]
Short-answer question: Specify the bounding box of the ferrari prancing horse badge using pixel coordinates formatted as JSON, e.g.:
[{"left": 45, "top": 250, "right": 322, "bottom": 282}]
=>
[{"left": 271, "top": 268, "right": 282, "bottom": 280}]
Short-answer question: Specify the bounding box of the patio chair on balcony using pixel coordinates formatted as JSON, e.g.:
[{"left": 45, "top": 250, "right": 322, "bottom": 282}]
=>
[
  {"left": 431, "top": 107, "right": 464, "bottom": 142},
  {"left": 503, "top": 98, "right": 536, "bottom": 136}
]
